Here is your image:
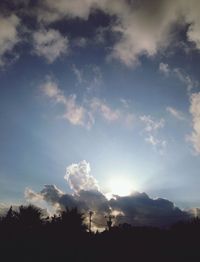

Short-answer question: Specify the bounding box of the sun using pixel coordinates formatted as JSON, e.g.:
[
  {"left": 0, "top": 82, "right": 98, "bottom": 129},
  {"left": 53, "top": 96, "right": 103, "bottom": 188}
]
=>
[{"left": 107, "top": 178, "right": 133, "bottom": 198}]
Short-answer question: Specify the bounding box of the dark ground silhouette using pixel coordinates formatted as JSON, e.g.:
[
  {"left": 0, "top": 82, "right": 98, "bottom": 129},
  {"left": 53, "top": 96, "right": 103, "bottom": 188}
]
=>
[{"left": 1, "top": 204, "right": 200, "bottom": 262}]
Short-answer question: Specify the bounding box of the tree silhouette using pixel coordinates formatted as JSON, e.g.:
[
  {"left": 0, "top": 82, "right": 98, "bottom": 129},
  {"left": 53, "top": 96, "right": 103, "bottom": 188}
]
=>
[
  {"left": 2, "top": 206, "right": 17, "bottom": 226},
  {"left": 58, "top": 207, "right": 87, "bottom": 233},
  {"left": 1, "top": 204, "right": 200, "bottom": 262},
  {"left": 14, "top": 204, "right": 44, "bottom": 228}
]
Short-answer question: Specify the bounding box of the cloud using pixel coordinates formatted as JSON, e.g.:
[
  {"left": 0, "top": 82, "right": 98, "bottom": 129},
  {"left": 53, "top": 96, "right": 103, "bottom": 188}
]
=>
[
  {"left": 159, "top": 63, "right": 199, "bottom": 92},
  {"left": 32, "top": 1, "right": 179, "bottom": 66},
  {"left": 62, "top": 95, "right": 91, "bottom": 126},
  {"left": 42, "top": 77, "right": 66, "bottom": 103},
  {"left": 0, "top": 14, "right": 20, "bottom": 67},
  {"left": 33, "top": 28, "right": 69, "bottom": 63},
  {"left": 41, "top": 77, "right": 92, "bottom": 127},
  {"left": 36, "top": 0, "right": 99, "bottom": 23},
  {"left": 26, "top": 160, "right": 110, "bottom": 229},
  {"left": 188, "top": 92, "right": 200, "bottom": 154},
  {"left": 37, "top": 0, "right": 179, "bottom": 66},
  {"left": 89, "top": 97, "right": 135, "bottom": 127},
  {"left": 109, "top": 1, "right": 179, "bottom": 66},
  {"left": 72, "top": 64, "right": 83, "bottom": 84},
  {"left": 166, "top": 106, "right": 185, "bottom": 120},
  {"left": 25, "top": 185, "right": 80, "bottom": 215},
  {"left": 26, "top": 160, "right": 190, "bottom": 229},
  {"left": 184, "top": 1, "right": 200, "bottom": 50},
  {"left": 72, "top": 64, "right": 103, "bottom": 92},
  {"left": 140, "top": 115, "right": 165, "bottom": 132},
  {"left": 110, "top": 193, "right": 190, "bottom": 227},
  {"left": 73, "top": 37, "right": 87, "bottom": 47},
  {"left": 159, "top": 62, "right": 170, "bottom": 76},
  {"left": 41, "top": 76, "right": 134, "bottom": 128},
  {"left": 145, "top": 135, "right": 166, "bottom": 148},
  {"left": 173, "top": 68, "right": 198, "bottom": 92},
  {"left": 2, "top": 1, "right": 200, "bottom": 67},
  {"left": 140, "top": 115, "right": 166, "bottom": 152},
  {"left": 90, "top": 98, "right": 120, "bottom": 122},
  {"left": 65, "top": 160, "right": 100, "bottom": 193}
]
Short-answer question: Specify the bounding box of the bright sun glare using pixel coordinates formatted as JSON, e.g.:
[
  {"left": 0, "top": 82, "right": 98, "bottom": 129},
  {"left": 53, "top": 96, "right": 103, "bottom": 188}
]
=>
[{"left": 107, "top": 178, "right": 133, "bottom": 197}]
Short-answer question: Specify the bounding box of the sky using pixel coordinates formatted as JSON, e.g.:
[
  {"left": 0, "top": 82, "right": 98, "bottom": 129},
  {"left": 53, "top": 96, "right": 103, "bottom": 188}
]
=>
[{"left": 1, "top": 0, "right": 200, "bottom": 226}]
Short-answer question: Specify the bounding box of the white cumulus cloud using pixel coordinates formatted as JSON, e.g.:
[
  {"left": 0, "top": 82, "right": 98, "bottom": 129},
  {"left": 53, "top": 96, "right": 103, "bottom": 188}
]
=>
[{"left": 65, "top": 160, "right": 100, "bottom": 193}]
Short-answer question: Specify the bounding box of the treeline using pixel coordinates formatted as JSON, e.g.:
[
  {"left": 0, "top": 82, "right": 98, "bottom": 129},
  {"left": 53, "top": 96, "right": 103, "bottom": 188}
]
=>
[{"left": 1, "top": 204, "right": 200, "bottom": 262}]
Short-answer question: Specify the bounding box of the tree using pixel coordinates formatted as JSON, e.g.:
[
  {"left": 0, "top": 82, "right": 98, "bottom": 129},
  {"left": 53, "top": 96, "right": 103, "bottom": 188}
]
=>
[
  {"left": 15, "top": 204, "right": 44, "bottom": 228},
  {"left": 2, "top": 206, "right": 17, "bottom": 226},
  {"left": 59, "top": 207, "right": 86, "bottom": 233}
]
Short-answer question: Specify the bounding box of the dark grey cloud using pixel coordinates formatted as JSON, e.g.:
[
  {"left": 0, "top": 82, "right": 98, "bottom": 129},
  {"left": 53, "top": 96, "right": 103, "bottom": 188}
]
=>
[
  {"left": 109, "top": 193, "right": 190, "bottom": 227},
  {"left": 1, "top": 0, "right": 200, "bottom": 66},
  {"left": 26, "top": 160, "right": 191, "bottom": 230},
  {"left": 34, "top": 0, "right": 200, "bottom": 65}
]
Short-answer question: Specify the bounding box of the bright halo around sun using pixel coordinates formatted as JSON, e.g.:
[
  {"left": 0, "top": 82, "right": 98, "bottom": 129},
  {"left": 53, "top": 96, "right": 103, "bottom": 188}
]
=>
[{"left": 107, "top": 178, "right": 133, "bottom": 198}]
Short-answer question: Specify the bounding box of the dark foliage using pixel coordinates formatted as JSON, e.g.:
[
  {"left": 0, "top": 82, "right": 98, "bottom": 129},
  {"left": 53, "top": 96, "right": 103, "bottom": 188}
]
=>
[{"left": 1, "top": 204, "right": 200, "bottom": 262}]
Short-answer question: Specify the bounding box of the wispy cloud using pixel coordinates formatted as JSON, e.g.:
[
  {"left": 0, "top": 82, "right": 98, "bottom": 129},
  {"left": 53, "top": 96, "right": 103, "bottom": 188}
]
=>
[
  {"left": 33, "top": 28, "right": 69, "bottom": 63},
  {"left": 140, "top": 115, "right": 165, "bottom": 132},
  {"left": 173, "top": 68, "right": 198, "bottom": 92},
  {"left": 159, "top": 63, "right": 199, "bottom": 92},
  {"left": 41, "top": 76, "right": 134, "bottom": 129},
  {"left": 188, "top": 92, "right": 200, "bottom": 154},
  {"left": 166, "top": 106, "right": 185, "bottom": 121},
  {"left": 72, "top": 64, "right": 83, "bottom": 84},
  {"left": 140, "top": 115, "right": 166, "bottom": 153},
  {"left": 90, "top": 98, "right": 120, "bottom": 122},
  {"left": 41, "top": 77, "right": 92, "bottom": 128},
  {"left": 159, "top": 62, "right": 170, "bottom": 76},
  {"left": 72, "top": 64, "right": 102, "bottom": 92}
]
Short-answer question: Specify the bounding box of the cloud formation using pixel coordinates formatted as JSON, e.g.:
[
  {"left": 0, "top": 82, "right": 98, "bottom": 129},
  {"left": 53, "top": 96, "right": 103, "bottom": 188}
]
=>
[
  {"left": 159, "top": 63, "right": 199, "bottom": 92},
  {"left": 41, "top": 77, "right": 92, "bottom": 127},
  {"left": 166, "top": 106, "right": 185, "bottom": 121},
  {"left": 189, "top": 92, "right": 200, "bottom": 154},
  {"left": 26, "top": 160, "right": 190, "bottom": 229},
  {"left": 65, "top": 160, "right": 100, "bottom": 193},
  {"left": 90, "top": 98, "right": 120, "bottom": 122},
  {"left": 159, "top": 62, "right": 170, "bottom": 76},
  {"left": 33, "top": 0, "right": 200, "bottom": 66},
  {"left": 0, "top": 14, "right": 20, "bottom": 67},
  {"left": 173, "top": 68, "right": 198, "bottom": 93},
  {"left": 140, "top": 115, "right": 166, "bottom": 152},
  {"left": 33, "top": 28, "right": 69, "bottom": 63},
  {"left": 41, "top": 76, "right": 134, "bottom": 128},
  {"left": 110, "top": 193, "right": 189, "bottom": 227},
  {"left": 1, "top": 1, "right": 200, "bottom": 67}
]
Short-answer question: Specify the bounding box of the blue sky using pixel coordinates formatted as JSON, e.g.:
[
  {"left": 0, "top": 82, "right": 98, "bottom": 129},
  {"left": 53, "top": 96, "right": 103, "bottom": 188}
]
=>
[{"left": 1, "top": 0, "right": 200, "bottom": 212}]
